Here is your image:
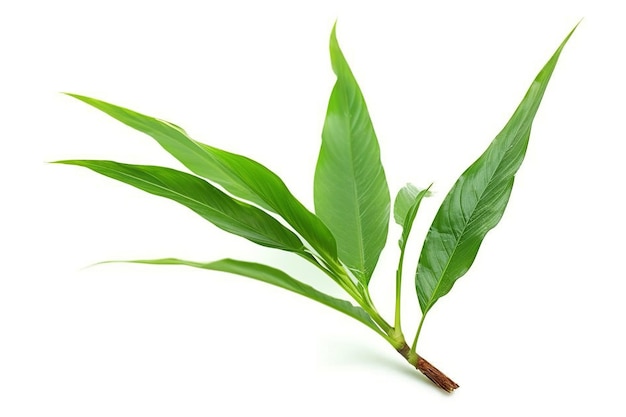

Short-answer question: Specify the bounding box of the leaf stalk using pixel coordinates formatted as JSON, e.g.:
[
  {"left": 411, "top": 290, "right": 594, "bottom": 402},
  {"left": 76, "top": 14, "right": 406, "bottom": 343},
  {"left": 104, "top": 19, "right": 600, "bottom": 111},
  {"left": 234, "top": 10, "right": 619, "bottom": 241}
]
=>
[
  {"left": 394, "top": 244, "right": 406, "bottom": 334},
  {"left": 411, "top": 314, "right": 427, "bottom": 355}
]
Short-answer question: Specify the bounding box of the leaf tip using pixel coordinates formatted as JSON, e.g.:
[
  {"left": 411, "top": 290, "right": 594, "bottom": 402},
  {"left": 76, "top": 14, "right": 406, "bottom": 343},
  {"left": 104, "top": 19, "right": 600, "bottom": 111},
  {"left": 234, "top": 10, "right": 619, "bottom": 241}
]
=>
[
  {"left": 558, "top": 20, "right": 581, "bottom": 52},
  {"left": 574, "top": 18, "right": 584, "bottom": 29},
  {"left": 79, "top": 261, "right": 106, "bottom": 271},
  {"left": 62, "top": 92, "right": 82, "bottom": 100},
  {"left": 49, "top": 159, "right": 74, "bottom": 166},
  {"left": 330, "top": 20, "right": 339, "bottom": 50},
  {"left": 62, "top": 92, "right": 101, "bottom": 107},
  {"left": 425, "top": 183, "right": 435, "bottom": 197}
]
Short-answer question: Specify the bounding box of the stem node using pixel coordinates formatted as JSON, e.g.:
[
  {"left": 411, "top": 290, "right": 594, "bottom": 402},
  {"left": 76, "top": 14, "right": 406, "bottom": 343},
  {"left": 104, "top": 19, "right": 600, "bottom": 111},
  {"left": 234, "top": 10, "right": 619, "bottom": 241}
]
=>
[{"left": 396, "top": 342, "right": 459, "bottom": 393}]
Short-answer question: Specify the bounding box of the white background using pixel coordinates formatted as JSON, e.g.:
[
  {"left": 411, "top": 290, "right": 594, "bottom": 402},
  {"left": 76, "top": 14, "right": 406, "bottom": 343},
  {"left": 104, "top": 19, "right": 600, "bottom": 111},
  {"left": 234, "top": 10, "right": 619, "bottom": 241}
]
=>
[{"left": 2, "top": 0, "right": 625, "bottom": 415}]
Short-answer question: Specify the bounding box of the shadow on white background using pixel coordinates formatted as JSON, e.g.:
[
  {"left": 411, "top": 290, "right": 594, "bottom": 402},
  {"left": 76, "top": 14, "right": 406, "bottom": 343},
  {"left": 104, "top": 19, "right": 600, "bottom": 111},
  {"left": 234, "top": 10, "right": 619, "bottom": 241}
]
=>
[{"left": 1, "top": 1, "right": 624, "bottom": 415}]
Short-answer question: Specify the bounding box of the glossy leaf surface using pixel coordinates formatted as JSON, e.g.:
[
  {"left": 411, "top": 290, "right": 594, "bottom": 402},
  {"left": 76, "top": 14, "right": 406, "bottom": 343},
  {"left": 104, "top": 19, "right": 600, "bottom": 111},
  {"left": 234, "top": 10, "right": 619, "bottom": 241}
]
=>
[
  {"left": 415, "top": 26, "right": 577, "bottom": 314},
  {"left": 126, "top": 258, "right": 381, "bottom": 334},
  {"left": 55, "top": 160, "right": 307, "bottom": 254},
  {"left": 65, "top": 94, "right": 337, "bottom": 261},
  {"left": 314, "top": 25, "right": 390, "bottom": 284}
]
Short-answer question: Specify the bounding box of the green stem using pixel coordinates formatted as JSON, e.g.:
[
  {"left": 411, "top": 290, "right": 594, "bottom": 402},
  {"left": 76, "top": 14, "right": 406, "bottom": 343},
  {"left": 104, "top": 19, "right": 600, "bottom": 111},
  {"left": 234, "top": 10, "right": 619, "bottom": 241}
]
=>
[
  {"left": 331, "top": 264, "right": 392, "bottom": 334},
  {"left": 300, "top": 252, "right": 358, "bottom": 295},
  {"left": 360, "top": 285, "right": 393, "bottom": 334},
  {"left": 394, "top": 248, "right": 406, "bottom": 334},
  {"left": 300, "top": 253, "right": 457, "bottom": 392},
  {"left": 301, "top": 252, "right": 392, "bottom": 335},
  {"left": 411, "top": 314, "right": 427, "bottom": 354},
  {"left": 325, "top": 259, "right": 364, "bottom": 301}
]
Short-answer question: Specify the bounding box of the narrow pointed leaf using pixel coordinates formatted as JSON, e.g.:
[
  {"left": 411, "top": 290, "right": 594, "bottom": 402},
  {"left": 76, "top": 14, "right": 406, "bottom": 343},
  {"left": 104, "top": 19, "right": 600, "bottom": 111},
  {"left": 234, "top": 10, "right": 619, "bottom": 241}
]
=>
[
  {"left": 314, "top": 24, "right": 390, "bottom": 284},
  {"left": 394, "top": 184, "right": 432, "bottom": 248},
  {"left": 415, "top": 26, "right": 577, "bottom": 314},
  {"left": 125, "top": 258, "right": 382, "bottom": 334},
  {"left": 55, "top": 160, "right": 307, "bottom": 254},
  {"left": 65, "top": 93, "right": 337, "bottom": 261}
]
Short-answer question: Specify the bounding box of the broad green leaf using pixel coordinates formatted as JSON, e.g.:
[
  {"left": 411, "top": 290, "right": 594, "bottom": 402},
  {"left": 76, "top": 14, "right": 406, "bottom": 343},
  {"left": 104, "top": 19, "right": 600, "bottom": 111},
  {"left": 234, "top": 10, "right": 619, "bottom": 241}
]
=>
[
  {"left": 394, "top": 184, "right": 432, "bottom": 248},
  {"left": 415, "top": 26, "right": 577, "bottom": 315},
  {"left": 55, "top": 160, "right": 307, "bottom": 254},
  {"left": 65, "top": 93, "right": 337, "bottom": 262},
  {"left": 124, "top": 258, "right": 382, "bottom": 334},
  {"left": 314, "top": 24, "right": 390, "bottom": 284}
]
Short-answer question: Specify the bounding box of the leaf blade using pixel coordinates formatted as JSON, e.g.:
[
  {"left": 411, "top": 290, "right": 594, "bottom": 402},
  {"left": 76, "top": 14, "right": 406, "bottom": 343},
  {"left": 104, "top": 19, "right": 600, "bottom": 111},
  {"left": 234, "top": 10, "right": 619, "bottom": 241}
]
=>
[
  {"left": 64, "top": 93, "right": 338, "bottom": 262},
  {"left": 415, "top": 25, "right": 577, "bottom": 314},
  {"left": 55, "top": 160, "right": 307, "bottom": 254},
  {"left": 126, "top": 258, "right": 382, "bottom": 334},
  {"left": 314, "top": 24, "right": 390, "bottom": 284}
]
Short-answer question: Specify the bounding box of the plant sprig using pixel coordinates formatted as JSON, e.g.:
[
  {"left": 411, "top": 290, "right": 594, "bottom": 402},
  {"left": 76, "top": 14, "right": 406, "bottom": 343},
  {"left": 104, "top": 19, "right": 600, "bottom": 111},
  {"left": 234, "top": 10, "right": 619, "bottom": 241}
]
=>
[{"left": 56, "top": 22, "right": 577, "bottom": 392}]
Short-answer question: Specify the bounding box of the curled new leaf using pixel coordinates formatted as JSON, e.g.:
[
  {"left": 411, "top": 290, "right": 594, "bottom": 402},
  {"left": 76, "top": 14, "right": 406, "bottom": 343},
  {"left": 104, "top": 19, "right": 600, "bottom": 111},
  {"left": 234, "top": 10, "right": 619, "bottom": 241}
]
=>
[
  {"left": 58, "top": 22, "right": 577, "bottom": 392},
  {"left": 394, "top": 184, "right": 432, "bottom": 248}
]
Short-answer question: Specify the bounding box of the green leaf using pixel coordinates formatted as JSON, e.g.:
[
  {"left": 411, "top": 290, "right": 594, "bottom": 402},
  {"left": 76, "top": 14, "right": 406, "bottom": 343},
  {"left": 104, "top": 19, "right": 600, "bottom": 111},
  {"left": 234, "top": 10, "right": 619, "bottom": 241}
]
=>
[
  {"left": 394, "top": 184, "right": 432, "bottom": 248},
  {"left": 64, "top": 93, "right": 338, "bottom": 262},
  {"left": 55, "top": 160, "right": 307, "bottom": 254},
  {"left": 313, "top": 24, "right": 390, "bottom": 284},
  {"left": 124, "top": 258, "right": 382, "bottom": 334},
  {"left": 415, "top": 25, "right": 577, "bottom": 315}
]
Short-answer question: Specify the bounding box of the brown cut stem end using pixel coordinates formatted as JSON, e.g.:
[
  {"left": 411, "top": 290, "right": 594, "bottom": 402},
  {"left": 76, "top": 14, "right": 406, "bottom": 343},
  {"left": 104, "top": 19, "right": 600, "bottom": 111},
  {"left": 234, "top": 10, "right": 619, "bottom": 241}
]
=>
[
  {"left": 417, "top": 356, "right": 459, "bottom": 393},
  {"left": 396, "top": 343, "right": 459, "bottom": 393}
]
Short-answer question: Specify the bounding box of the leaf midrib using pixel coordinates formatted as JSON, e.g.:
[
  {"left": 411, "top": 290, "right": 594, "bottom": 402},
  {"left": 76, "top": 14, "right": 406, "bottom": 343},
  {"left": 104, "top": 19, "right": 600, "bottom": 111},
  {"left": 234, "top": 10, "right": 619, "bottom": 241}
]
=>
[
  {"left": 93, "top": 164, "right": 286, "bottom": 244},
  {"left": 421, "top": 128, "right": 527, "bottom": 313},
  {"left": 338, "top": 80, "right": 368, "bottom": 279},
  {"left": 119, "top": 108, "right": 267, "bottom": 210}
]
